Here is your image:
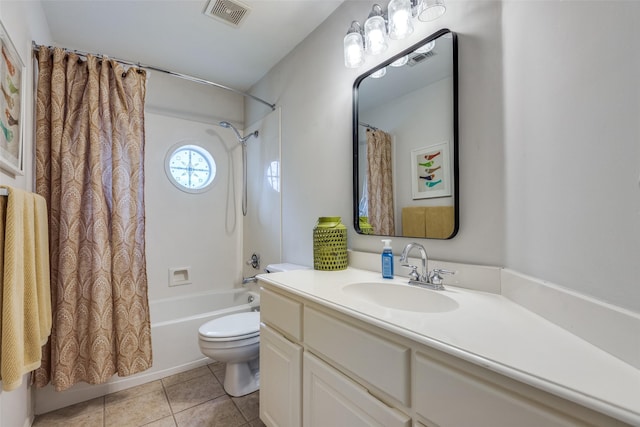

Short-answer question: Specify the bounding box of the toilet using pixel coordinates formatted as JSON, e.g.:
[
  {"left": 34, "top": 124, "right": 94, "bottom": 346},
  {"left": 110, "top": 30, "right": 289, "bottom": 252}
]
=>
[{"left": 198, "top": 263, "right": 309, "bottom": 397}]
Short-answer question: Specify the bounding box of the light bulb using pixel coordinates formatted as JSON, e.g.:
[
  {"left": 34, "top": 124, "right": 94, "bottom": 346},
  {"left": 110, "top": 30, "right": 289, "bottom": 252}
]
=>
[
  {"left": 364, "top": 5, "right": 388, "bottom": 55},
  {"left": 371, "top": 67, "right": 387, "bottom": 78},
  {"left": 344, "top": 22, "right": 365, "bottom": 68},
  {"left": 390, "top": 55, "right": 409, "bottom": 67},
  {"left": 388, "top": 0, "right": 413, "bottom": 40},
  {"left": 364, "top": 16, "right": 387, "bottom": 54},
  {"left": 415, "top": 40, "right": 435, "bottom": 54},
  {"left": 419, "top": 0, "right": 446, "bottom": 22}
]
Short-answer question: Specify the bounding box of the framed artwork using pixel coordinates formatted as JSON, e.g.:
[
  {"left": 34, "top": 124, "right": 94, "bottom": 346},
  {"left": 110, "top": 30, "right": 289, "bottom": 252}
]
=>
[
  {"left": 0, "top": 19, "right": 25, "bottom": 175},
  {"left": 410, "top": 141, "right": 451, "bottom": 199}
]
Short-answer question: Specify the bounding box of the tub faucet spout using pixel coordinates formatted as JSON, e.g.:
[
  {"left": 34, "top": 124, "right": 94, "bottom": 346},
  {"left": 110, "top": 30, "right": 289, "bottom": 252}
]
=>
[{"left": 242, "top": 276, "right": 257, "bottom": 285}]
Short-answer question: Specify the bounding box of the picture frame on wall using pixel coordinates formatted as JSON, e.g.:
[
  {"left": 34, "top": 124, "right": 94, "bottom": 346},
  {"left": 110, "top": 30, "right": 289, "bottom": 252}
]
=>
[
  {"left": 0, "top": 19, "right": 25, "bottom": 176},
  {"left": 410, "top": 141, "right": 452, "bottom": 200}
]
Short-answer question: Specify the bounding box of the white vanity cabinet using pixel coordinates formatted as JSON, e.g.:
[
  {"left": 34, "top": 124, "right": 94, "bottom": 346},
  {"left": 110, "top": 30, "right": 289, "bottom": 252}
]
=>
[
  {"left": 259, "top": 282, "right": 630, "bottom": 427},
  {"left": 259, "top": 288, "right": 303, "bottom": 427}
]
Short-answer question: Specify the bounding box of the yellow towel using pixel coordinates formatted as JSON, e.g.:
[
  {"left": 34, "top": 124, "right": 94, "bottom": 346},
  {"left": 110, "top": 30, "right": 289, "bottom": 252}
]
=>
[
  {"left": 402, "top": 206, "right": 455, "bottom": 239},
  {"left": 0, "top": 186, "right": 52, "bottom": 391},
  {"left": 424, "top": 206, "right": 455, "bottom": 239},
  {"left": 401, "top": 207, "right": 426, "bottom": 237}
]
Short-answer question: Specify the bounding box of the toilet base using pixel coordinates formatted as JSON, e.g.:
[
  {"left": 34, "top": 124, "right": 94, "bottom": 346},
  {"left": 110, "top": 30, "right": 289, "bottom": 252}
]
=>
[{"left": 223, "top": 357, "right": 260, "bottom": 397}]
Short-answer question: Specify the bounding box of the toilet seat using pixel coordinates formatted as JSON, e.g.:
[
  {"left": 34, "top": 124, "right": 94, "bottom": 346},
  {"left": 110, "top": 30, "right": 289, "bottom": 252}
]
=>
[{"left": 198, "top": 311, "right": 259, "bottom": 342}]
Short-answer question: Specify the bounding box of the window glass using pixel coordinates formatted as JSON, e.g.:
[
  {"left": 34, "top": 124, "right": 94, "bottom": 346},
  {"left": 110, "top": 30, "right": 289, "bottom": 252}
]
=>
[{"left": 165, "top": 143, "right": 216, "bottom": 193}]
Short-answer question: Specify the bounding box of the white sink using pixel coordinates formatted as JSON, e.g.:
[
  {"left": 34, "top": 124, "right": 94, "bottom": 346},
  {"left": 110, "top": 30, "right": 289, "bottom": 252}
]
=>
[{"left": 342, "top": 282, "right": 458, "bottom": 313}]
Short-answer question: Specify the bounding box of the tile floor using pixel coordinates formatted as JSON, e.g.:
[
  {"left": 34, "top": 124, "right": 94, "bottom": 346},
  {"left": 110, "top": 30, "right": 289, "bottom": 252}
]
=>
[{"left": 33, "top": 362, "right": 266, "bottom": 427}]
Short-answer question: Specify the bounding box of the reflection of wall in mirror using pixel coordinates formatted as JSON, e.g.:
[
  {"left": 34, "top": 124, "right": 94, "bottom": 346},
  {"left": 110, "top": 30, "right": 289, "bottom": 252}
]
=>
[{"left": 360, "top": 76, "right": 454, "bottom": 235}]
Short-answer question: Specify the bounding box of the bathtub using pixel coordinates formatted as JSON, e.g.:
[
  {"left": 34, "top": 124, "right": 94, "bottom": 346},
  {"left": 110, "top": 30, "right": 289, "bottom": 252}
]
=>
[
  {"left": 149, "top": 288, "right": 260, "bottom": 373},
  {"left": 35, "top": 287, "right": 260, "bottom": 415}
]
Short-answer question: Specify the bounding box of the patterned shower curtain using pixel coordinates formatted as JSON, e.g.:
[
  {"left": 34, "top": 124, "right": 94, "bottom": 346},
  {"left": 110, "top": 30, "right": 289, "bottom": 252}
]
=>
[
  {"left": 366, "top": 128, "right": 395, "bottom": 235},
  {"left": 33, "top": 46, "right": 152, "bottom": 391}
]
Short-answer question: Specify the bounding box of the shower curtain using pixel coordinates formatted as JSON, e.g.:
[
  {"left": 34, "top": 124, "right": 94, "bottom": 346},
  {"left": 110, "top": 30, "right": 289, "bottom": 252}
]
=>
[
  {"left": 366, "top": 128, "right": 395, "bottom": 235},
  {"left": 33, "top": 47, "right": 152, "bottom": 391}
]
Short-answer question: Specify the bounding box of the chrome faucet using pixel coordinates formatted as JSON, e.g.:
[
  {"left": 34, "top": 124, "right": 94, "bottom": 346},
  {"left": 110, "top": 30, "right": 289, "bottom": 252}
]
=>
[
  {"left": 399, "top": 242, "right": 455, "bottom": 290},
  {"left": 399, "top": 242, "right": 429, "bottom": 283}
]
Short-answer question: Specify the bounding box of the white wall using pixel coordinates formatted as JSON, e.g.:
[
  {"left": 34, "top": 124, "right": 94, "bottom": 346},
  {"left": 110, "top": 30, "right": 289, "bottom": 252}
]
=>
[
  {"left": 249, "top": 0, "right": 639, "bottom": 312},
  {"left": 248, "top": 1, "right": 505, "bottom": 268},
  {"left": 0, "top": 1, "right": 52, "bottom": 426},
  {"left": 502, "top": 1, "right": 640, "bottom": 310},
  {"left": 144, "top": 66, "right": 245, "bottom": 303},
  {"left": 243, "top": 108, "right": 283, "bottom": 277},
  {"left": 144, "top": 110, "right": 243, "bottom": 302}
]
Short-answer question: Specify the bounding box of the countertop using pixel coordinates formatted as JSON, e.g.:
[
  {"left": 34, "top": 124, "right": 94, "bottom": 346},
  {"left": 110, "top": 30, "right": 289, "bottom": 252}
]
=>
[{"left": 258, "top": 267, "right": 640, "bottom": 425}]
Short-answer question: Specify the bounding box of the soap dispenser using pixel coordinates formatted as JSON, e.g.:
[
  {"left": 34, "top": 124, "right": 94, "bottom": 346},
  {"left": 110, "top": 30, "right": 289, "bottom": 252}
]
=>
[{"left": 381, "top": 239, "right": 394, "bottom": 279}]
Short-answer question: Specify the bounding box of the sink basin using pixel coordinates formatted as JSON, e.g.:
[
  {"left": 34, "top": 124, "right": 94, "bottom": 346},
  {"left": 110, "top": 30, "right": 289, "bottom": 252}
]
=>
[{"left": 342, "top": 282, "right": 458, "bottom": 313}]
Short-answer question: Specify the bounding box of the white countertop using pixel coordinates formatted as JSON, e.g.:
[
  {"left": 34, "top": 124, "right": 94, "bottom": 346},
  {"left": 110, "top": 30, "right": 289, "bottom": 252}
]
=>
[{"left": 258, "top": 267, "right": 640, "bottom": 425}]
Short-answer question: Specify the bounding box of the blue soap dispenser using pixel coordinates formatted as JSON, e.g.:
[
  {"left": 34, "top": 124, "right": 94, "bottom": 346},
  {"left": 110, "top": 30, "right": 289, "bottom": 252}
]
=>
[{"left": 381, "top": 239, "right": 394, "bottom": 279}]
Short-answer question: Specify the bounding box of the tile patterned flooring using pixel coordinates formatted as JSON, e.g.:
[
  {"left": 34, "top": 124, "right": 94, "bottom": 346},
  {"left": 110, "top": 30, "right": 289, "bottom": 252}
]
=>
[{"left": 33, "top": 362, "right": 266, "bottom": 427}]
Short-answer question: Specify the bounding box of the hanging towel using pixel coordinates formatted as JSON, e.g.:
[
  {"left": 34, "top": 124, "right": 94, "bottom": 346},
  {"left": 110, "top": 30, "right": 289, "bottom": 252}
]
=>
[
  {"left": 0, "top": 186, "right": 52, "bottom": 391},
  {"left": 401, "top": 206, "right": 427, "bottom": 237},
  {"left": 424, "top": 206, "right": 455, "bottom": 239},
  {"left": 402, "top": 206, "right": 455, "bottom": 239}
]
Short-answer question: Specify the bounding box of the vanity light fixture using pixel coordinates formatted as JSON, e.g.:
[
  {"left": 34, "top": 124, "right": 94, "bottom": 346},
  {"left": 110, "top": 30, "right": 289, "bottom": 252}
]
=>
[
  {"left": 388, "top": 0, "right": 414, "bottom": 40},
  {"left": 418, "top": 0, "right": 446, "bottom": 22},
  {"left": 344, "top": 21, "right": 365, "bottom": 68},
  {"left": 342, "top": 0, "right": 446, "bottom": 69},
  {"left": 364, "top": 4, "right": 388, "bottom": 55}
]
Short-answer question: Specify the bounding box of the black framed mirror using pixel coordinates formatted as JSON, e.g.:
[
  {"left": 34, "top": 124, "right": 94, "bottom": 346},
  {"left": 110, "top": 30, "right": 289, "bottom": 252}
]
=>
[{"left": 353, "top": 29, "right": 458, "bottom": 239}]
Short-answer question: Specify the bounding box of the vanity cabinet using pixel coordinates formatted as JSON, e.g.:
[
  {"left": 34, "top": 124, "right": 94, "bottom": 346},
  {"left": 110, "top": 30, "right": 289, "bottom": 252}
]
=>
[
  {"left": 259, "top": 288, "right": 303, "bottom": 427},
  {"left": 303, "top": 352, "right": 410, "bottom": 427},
  {"left": 259, "top": 282, "right": 629, "bottom": 427}
]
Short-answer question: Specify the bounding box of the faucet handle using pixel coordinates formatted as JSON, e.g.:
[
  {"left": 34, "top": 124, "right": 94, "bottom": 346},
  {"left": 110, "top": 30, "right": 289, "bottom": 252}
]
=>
[
  {"left": 402, "top": 264, "right": 420, "bottom": 281},
  {"left": 428, "top": 268, "right": 456, "bottom": 286}
]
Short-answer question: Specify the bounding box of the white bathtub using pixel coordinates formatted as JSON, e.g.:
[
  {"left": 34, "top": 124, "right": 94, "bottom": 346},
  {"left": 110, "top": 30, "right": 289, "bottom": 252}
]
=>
[
  {"left": 35, "top": 287, "right": 260, "bottom": 415},
  {"left": 149, "top": 288, "right": 260, "bottom": 372}
]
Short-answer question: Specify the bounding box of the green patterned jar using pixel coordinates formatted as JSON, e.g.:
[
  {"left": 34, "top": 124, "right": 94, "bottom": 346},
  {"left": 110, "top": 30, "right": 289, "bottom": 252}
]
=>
[
  {"left": 313, "top": 216, "right": 348, "bottom": 270},
  {"left": 359, "top": 216, "right": 374, "bottom": 234}
]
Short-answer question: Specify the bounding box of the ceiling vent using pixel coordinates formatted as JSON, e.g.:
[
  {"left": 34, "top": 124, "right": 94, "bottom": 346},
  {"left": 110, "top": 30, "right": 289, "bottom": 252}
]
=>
[
  {"left": 407, "top": 50, "right": 437, "bottom": 67},
  {"left": 203, "top": 0, "right": 251, "bottom": 28}
]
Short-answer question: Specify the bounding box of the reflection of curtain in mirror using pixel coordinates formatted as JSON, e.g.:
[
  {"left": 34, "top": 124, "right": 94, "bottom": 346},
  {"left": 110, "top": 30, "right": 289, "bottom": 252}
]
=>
[{"left": 366, "top": 129, "right": 395, "bottom": 235}]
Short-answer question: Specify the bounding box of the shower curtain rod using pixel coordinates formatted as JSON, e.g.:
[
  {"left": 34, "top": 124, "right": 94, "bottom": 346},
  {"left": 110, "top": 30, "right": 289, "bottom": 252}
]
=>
[
  {"left": 359, "top": 122, "right": 380, "bottom": 131},
  {"left": 31, "top": 42, "right": 276, "bottom": 111}
]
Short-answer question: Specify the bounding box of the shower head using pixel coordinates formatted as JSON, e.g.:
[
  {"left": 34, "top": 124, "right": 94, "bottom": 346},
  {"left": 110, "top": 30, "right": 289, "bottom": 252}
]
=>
[{"left": 219, "top": 121, "right": 259, "bottom": 144}]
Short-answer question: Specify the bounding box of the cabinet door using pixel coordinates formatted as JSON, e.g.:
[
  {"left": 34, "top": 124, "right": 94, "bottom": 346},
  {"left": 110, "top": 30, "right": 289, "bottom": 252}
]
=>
[
  {"left": 414, "top": 352, "right": 584, "bottom": 427},
  {"left": 260, "top": 324, "right": 302, "bottom": 427},
  {"left": 303, "top": 352, "right": 411, "bottom": 427}
]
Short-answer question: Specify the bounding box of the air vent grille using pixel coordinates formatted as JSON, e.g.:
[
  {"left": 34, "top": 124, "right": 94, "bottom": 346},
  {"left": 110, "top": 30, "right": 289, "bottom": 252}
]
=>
[
  {"left": 408, "top": 50, "right": 436, "bottom": 67},
  {"left": 203, "top": 0, "right": 250, "bottom": 28}
]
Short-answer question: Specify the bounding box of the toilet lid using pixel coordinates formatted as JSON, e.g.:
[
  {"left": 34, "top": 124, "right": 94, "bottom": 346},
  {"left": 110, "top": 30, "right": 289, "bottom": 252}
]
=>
[{"left": 198, "top": 311, "right": 260, "bottom": 339}]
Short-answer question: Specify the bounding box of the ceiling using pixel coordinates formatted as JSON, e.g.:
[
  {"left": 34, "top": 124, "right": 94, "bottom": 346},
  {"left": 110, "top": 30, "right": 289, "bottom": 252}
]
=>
[{"left": 39, "top": 0, "right": 344, "bottom": 92}]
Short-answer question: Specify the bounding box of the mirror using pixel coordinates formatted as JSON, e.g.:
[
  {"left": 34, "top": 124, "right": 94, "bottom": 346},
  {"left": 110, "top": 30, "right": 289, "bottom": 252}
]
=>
[{"left": 353, "top": 29, "right": 458, "bottom": 239}]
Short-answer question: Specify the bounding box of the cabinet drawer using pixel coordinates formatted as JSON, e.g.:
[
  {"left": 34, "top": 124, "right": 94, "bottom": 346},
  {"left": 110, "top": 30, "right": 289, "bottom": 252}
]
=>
[
  {"left": 260, "top": 287, "right": 302, "bottom": 341},
  {"left": 414, "top": 352, "right": 582, "bottom": 427},
  {"left": 303, "top": 352, "right": 410, "bottom": 427},
  {"left": 304, "top": 307, "right": 410, "bottom": 405}
]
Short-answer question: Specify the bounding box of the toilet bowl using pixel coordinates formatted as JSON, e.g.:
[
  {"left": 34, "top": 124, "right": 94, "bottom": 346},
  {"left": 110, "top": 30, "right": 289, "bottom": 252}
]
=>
[
  {"left": 198, "top": 263, "right": 310, "bottom": 397},
  {"left": 198, "top": 311, "right": 261, "bottom": 397}
]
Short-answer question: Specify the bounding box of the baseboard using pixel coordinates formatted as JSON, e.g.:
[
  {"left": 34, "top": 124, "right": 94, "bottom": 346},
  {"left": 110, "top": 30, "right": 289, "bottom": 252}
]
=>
[{"left": 35, "top": 357, "right": 211, "bottom": 415}]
